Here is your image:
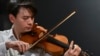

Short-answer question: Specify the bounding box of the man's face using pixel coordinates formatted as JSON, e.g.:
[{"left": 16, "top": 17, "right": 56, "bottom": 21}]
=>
[{"left": 11, "top": 7, "right": 34, "bottom": 33}]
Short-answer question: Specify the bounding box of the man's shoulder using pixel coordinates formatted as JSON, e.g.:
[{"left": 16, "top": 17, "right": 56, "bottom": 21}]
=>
[
  {"left": 0, "top": 29, "right": 11, "bottom": 34},
  {"left": 0, "top": 29, "right": 12, "bottom": 42},
  {"left": 0, "top": 29, "right": 13, "bottom": 38}
]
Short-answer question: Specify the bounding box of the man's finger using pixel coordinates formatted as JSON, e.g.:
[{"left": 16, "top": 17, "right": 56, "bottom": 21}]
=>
[
  {"left": 73, "top": 44, "right": 81, "bottom": 53},
  {"left": 69, "top": 41, "right": 74, "bottom": 50}
]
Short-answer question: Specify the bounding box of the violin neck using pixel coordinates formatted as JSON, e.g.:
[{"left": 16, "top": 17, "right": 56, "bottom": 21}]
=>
[
  {"left": 47, "top": 36, "right": 69, "bottom": 48},
  {"left": 79, "top": 51, "right": 90, "bottom": 56}
]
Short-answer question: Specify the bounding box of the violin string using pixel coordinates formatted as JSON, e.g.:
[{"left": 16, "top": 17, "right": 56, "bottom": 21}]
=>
[{"left": 29, "top": 11, "right": 76, "bottom": 49}]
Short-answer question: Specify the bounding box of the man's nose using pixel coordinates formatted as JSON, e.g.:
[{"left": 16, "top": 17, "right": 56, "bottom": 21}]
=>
[{"left": 27, "top": 18, "right": 33, "bottom": 25}]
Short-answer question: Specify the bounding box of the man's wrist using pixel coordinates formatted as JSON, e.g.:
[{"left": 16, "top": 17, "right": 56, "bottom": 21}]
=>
[{"left": 5, "top": 41, "right": 10, "bottom": 50}]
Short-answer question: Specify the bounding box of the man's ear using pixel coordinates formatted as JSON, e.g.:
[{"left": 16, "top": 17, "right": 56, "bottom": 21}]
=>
[{"left": 9, "top": 14, "right": 15, "bottom": 23}]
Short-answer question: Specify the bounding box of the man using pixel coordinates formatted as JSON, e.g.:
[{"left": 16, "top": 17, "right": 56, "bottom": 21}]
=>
[{"left": 0, "top": 0, "right": 81, "bottom": 56}]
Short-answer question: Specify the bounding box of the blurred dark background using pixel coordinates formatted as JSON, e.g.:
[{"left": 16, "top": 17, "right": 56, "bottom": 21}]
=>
[{"left": 0, "top": 0, "right": 100, "bottom": 56}]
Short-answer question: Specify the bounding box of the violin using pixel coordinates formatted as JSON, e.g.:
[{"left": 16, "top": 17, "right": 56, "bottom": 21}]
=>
[
  {"left": 20, "top": 11, "right": 91, "bottom": 56},
  {"left": 20, "top": 24, "right": 90, "bottom": 56},
  {"left": 20, "top": 23, "right": 69, "bottom": 56}
]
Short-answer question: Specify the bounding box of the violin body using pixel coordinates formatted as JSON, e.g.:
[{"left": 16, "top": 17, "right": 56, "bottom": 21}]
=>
[
  {"left": 20, "top": 24, "right": 69, "bottom": 56},
  {"left": 20, "top": 32, "right": 69, "bottom": 56}
]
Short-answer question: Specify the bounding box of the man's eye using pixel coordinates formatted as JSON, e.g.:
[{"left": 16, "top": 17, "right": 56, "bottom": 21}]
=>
[{"left": 23, "top": 17, "right": 28, "bottom": 20}]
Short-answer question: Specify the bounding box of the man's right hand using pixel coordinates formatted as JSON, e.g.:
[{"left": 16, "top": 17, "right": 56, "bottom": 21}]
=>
[{"left": 5, "top": 41, "right": 30, "bottom": 53}]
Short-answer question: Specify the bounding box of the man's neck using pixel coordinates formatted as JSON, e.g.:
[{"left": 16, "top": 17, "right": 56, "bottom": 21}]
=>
[{"left": 13, "top": 27, "right": 21, "bottom": 40}]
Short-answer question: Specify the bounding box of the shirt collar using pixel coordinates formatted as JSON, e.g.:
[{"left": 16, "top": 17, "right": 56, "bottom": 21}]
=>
[{"left": 8, "top": 28, "right": 17, "bottom": 41}]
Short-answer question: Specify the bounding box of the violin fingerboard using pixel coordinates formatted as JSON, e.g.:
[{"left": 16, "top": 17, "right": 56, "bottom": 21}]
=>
[{"left": 79, "top": 51, "right": 90, "bottom": 56}]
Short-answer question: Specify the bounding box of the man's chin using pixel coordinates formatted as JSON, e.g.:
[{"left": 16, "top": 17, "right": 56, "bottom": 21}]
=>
[{"left": 24, "top": 29, "right": 32, "bottom": 32}]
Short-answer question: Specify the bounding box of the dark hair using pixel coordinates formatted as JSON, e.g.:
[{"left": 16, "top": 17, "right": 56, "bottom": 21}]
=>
[{"left": 7, "top": 0, "right": 37, "bottom": 17}]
